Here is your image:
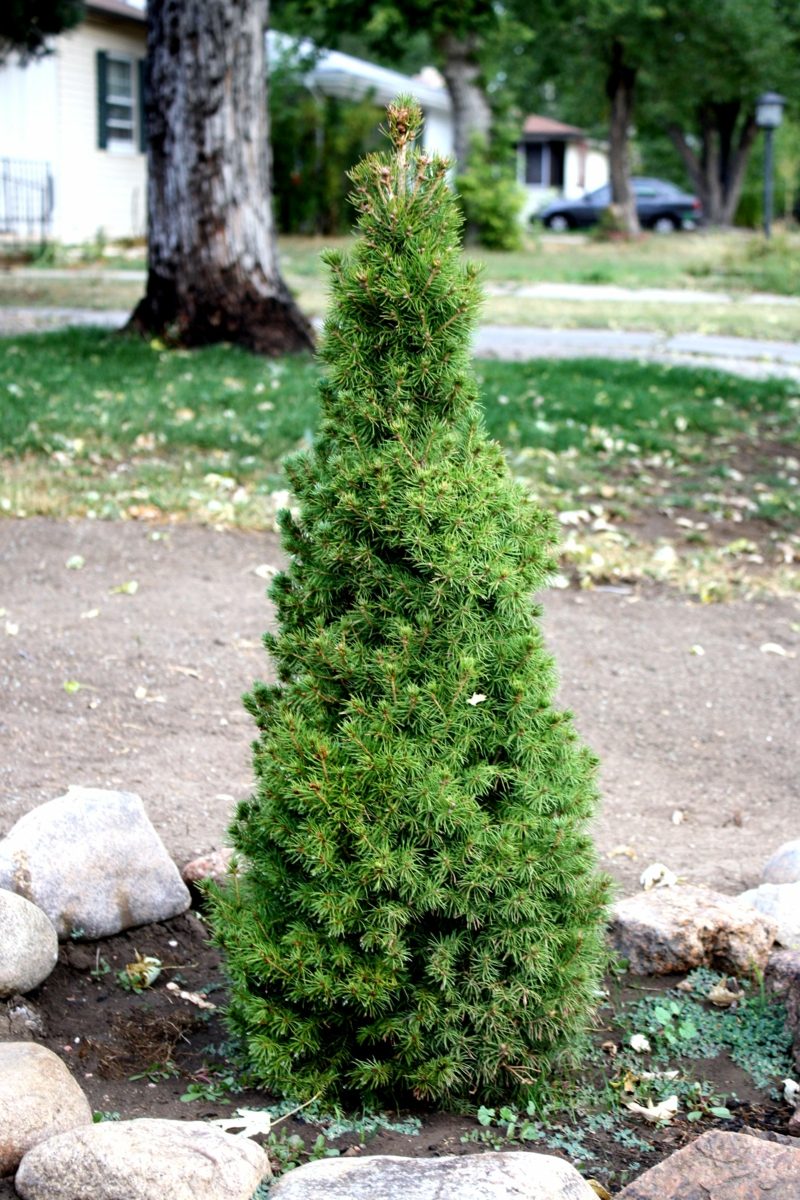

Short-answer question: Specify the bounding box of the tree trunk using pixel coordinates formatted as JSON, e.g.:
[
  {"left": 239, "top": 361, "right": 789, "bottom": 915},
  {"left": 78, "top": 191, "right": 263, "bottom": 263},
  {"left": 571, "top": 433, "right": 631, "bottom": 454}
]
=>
[
  {"left": 436, "top": 32, "right": 491, "bottom": 170},
  {"left": 667, "top": 106, "right": 758, "bottom": 227},
  {"left": 128, "top": 0, "right": 314, "bottom": 355},
  {"left": 606, "top": 40, "right": 639, "bottom": 237}
]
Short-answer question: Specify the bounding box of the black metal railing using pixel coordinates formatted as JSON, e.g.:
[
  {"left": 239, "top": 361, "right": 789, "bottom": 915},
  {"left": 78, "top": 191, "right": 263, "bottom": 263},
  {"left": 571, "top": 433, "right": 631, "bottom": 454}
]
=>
[{"left": 0, "top": 157, "right": 54, "bottom": 242}]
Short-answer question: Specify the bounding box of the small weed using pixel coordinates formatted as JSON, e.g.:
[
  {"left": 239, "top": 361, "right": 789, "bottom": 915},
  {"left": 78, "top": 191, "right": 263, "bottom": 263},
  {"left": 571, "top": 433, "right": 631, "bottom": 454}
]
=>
[
  {"left": 92, "top": 1110, "right": 121, "bottom": 1122},
  {"left": 180, "top": 1077, "right": 238, "bottom": 1105},
  {"left": 129, "top": 1060, "right": 180, "bottom": 1083},
  {"left": 90, "top": 954, "right": 111, "bottom": 981}
]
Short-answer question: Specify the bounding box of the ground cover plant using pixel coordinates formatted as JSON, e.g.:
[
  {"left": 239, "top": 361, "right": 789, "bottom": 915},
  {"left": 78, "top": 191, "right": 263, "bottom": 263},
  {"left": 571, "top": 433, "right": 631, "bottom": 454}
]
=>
[
  {"left": 28, "top": 915, "right": 799, "bottom": 1194},
  {"left": 204, "top": 99, "right": 612, "bottom": 1106},
  {"left": 1, "top": 328, "right": 798, "bottom": 599}
]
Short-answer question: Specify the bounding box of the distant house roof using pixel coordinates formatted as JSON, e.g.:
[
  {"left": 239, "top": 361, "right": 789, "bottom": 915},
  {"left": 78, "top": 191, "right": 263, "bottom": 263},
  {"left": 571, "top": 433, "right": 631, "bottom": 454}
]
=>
[
  {"left": 521, "top": 115, "right": 585, "bottom": 140},
  {"left": 87, "top": 0, "right": 146, "bottom": 24},
  {"left": 269, "top": 32, "right": 452, "bottom": 114}
]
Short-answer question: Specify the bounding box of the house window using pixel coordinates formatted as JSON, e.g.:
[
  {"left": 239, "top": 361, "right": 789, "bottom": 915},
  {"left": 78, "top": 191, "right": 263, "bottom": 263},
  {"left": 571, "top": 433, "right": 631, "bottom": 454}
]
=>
[
  {"left": 523, "top": 140, "right": 566, "bottom": 188},
  {"left": 97, "top": 51, "right": 146, "bottom": 153},
  {"left": 524, "top": 143, "right": 543, "bottom": 185}
]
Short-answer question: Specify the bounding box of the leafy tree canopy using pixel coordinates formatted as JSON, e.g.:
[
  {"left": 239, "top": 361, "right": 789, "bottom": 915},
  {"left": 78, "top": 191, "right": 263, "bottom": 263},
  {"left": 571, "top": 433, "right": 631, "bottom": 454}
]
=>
[{"left": 0, "top": 0, "right": 84, "bottom": 61}]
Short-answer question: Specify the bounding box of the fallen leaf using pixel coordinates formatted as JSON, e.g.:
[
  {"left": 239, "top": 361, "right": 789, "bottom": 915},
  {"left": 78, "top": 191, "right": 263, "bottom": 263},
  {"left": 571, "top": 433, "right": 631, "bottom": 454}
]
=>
[
  {"left": 626, "top": 1095, "right": 679, "bottom": 1124},
  {"left": 168, "top": 665, "right": 202, "bottom": 680},
  {"left": 253, "top": 563, "right": 278, "bottom": 580},
  {"left": 558, "top": 509, "right": 590, "bottom": 526},
  {"left": 123, "top": 954, "right": 161, "bottom": 990},
  {"left": 588, "top": 1182, "right": 612, "bottom": 1200},
  {"left": 110, "top": 580, "right": 139, "bottom": 595},
  {"left": 708, "top": 979, "right": 742, "bottom": 1008},
  {"left": 640, "top": 862, "right": 677, "bottom": 890},
  {"left": 165, "top": 981, "right": 216, "bottom": 1010},
  {"left": 209, "top": 1108, "right": 271, "bottom": 1139},
  {"left": 66, "top": 554, "right": 85, "bottom": 570},
  {"left": 601, "top": 1040, "right": 618, "bottom": 1057},
  {"left": 760, "top": 642, "right": 792, "bottom": 657}
]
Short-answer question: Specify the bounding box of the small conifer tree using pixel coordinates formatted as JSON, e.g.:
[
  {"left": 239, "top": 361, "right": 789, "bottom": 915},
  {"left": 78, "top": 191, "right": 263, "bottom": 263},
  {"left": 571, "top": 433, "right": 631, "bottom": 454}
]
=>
[{"left": 207, "top": 98, "right": 610, "bottom": 1107}]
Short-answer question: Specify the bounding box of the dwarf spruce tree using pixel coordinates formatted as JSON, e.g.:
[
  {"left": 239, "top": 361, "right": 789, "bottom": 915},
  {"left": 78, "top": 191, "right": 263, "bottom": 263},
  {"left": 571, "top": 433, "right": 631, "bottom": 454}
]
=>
[{"left": 208, "top": 99, "right": 610, "bottom": 1107}]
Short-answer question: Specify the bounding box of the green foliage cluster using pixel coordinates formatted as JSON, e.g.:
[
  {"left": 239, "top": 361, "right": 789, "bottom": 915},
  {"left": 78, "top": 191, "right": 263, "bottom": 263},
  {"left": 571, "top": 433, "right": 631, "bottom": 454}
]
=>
[
  {"left": 270, "top": 44, "right": 384, "bottom": 235},
  {"left": 207, "top": 99, "right": 610, "bottom": 1106},
  {"left": 0, "top": 0, "right": 82, "bottom": 61},
  {"left": 456, "top": 136, "right": 525, "bottom": 251}
]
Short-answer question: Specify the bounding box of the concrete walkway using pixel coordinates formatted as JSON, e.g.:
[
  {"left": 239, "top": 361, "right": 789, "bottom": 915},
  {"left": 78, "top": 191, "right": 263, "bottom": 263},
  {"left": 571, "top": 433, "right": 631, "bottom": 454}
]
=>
[{"left": 1, "top": 305, "right": 799, "bottom": 383}]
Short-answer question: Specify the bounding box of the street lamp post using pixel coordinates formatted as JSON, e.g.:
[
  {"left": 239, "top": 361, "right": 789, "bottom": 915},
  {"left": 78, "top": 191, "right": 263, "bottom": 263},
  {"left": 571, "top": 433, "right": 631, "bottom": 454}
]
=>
[{"left": 755, "top": 92, "right": 786, "bottom": 239}]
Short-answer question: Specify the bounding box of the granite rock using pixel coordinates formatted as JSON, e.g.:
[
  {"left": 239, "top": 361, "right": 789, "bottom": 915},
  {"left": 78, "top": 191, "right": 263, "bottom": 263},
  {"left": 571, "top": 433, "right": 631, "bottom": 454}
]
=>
[
  {"left": 267, "top": 1151, "right": 599, "bottom": 1200},
  {"left": 0, "top": 787, "right": 191, "bottom": 939},
  {"left": 763, "top": 840, "right": 800, "bottom": 886},
  {"left": 0, "top": 890, "right": 58, "bottom": 997},
  {"left": 0, "top": 1042, "right": 92, "bottom": 1176},
  {"left": 15, "top": 1118, "right": 269, "bottom": 1200},
  {"left": 609, "top": 884, "right": 777, "bottom": 975},
  {"left": 616, "top": 1129, "right": 800, "bottom": 1199},
  {"left": 738, "top": 881, "right": 800, "bottom": 950}
]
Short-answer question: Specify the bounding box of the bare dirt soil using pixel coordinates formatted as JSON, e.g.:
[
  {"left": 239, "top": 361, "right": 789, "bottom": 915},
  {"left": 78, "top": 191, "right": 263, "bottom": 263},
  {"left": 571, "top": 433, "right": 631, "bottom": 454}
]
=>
[
  {"left": 1, "top": 517, "right": 798, "bottom": 1194},
  {"left": 1, "top": 517, "right": 798, "bottom": 897}
]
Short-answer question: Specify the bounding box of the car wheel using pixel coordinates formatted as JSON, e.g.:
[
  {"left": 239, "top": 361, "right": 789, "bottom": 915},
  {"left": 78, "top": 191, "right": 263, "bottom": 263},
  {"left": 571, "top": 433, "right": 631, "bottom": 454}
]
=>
[
  {"left": 545, "top": 213, "right": 572, "bottom": 232},
  {"left": 652, "top": 214, "right": 679, "bottom": 233}
]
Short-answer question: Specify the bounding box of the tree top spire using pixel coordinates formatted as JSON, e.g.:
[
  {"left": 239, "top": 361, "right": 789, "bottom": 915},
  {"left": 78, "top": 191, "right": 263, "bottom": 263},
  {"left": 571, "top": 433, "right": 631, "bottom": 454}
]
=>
[{"left": 385, "top": 95, "right": 424, "bottom": 152}]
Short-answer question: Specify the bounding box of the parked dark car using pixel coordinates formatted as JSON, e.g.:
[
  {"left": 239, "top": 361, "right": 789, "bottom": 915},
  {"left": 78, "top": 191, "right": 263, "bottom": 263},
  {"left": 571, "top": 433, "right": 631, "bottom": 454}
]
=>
[{"left": 538, "top": 178, "right": 702, "bottom": 232}]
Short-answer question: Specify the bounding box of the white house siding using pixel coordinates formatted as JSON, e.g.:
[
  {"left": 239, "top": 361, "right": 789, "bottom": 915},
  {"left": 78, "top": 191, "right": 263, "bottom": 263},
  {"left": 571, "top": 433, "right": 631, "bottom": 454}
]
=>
[
  {"left": 53, "top": 14, "right": 146, "bottom": 242},
  {"left": 420, "top": 108, "right": 454, "bottom": 161},
  {"left": 0, "top": 54, "right": 58, "bottom": 163}
]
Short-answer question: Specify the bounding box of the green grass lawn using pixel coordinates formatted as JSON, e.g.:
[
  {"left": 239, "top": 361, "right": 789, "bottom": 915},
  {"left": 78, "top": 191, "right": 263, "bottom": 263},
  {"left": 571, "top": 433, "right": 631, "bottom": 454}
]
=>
[
  {"left": 1, "top": 328, "right": 798, "bottom": 597},
  {"left": 3, "top": 229, "right": 798, "bottom": 342}
]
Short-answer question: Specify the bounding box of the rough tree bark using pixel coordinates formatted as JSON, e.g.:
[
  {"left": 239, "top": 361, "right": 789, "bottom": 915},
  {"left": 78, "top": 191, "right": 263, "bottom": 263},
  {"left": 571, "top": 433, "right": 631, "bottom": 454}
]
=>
[
  {"left": 606, "top": 40, "right": 640, "bottom": 237},
  {"left": 668, "top": 103, "right": 758, "bottom": 227},
  {"left": 437, "top": 32, "right": 492, "bottom": 170},
  {"left": 128, "top": 0, "right": 314, "bottom": 355}
]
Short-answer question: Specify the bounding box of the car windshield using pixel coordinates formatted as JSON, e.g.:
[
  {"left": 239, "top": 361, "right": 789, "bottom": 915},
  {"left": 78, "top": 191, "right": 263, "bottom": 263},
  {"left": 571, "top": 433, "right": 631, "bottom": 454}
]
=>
[{"left": 586, "top": 185, "right": 611, "bottom": 205}]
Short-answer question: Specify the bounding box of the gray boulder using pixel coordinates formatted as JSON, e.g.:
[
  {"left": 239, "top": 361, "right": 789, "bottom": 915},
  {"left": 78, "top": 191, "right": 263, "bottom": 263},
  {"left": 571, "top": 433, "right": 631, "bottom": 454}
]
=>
[
  {"left": 0, "top": 788, "right": 190, "bottom": 939},
  {"left": 0, "top": 1042, "right": 93, "bottom": 1176},
  {"left": 0, "top": 890, "right": 58, "bottom": 997},
  {"left": 738, "top": 881, "right": 800, "bottom": 950},
  {"left": 762, "top": 839, "right": 800, "bottom": 885},
  {"left": 608, "top": 884, "right": 777, "bottom": 975},
  {"left": 267, "top": 1152, "right": 598, "bottom": 1199},
  {"left": 14, "top": 1118, "right": 269, "bottom": 1200}
]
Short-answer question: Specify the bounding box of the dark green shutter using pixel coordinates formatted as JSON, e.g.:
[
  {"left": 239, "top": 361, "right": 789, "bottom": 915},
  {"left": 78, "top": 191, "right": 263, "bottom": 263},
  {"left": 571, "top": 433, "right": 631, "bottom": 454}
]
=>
[
  {"left": 137, "top": 58, "right": 147, "bottom": 153},
  {"left": 97, "top": 50, "right": 108, "bottom": 150}
]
